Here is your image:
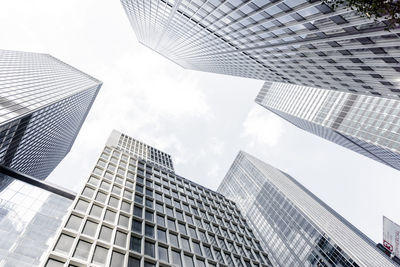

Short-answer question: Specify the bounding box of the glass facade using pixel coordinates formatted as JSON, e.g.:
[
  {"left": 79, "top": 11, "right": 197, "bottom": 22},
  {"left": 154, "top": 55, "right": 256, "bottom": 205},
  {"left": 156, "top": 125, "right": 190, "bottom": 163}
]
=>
[
  {"left": 121, "top": 0, "right": 400, "bottom": 98},
  {"left": 255, "top": 81, "right": 400, "bottom": 171},
  {"left": 0, "top": 49, "right": 102, "bottom": 185},
  {"left": 218, "top": 151, "right": 396, "bottom": 267},
  {"left": 45, "top": 131, "right": 272, "bottom": 267},
  {"left": 0, "top": 177, "right": 72, "bottom": 266}
]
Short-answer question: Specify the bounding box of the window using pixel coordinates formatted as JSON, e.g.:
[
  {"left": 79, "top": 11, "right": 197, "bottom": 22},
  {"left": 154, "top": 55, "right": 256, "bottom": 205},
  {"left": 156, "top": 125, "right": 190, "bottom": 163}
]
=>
[
  {"left": 65, "top": 215, "right": 82, "bottom": 231},
  {"left": 192, "top": 241, "right": 202, "bottom": 255},
  {"left": 144, "top": 261, "right": 156, "bottom": 267},
  {"left": 157, "top": 228, "right": 167, "bottom": 243},
  {"left": 158, "top": 245, "right": 169, "bottom": 262},
  {"left": 169, "top": 232, "right": 179, "bottom": 247},
  {"left": 110, "top": 251, "right": 124, "bottom": 267},
  {"left": 167, "top": 218, "right": 176, "bottom": 230},
  {"left": 145, "top": 198, "right": 153, "bottom": 208},
  {"left": 172, "top": 250, "right": 182, "bottom": 267},
  {"left": 118, "top": 214, "right": 129, "bottom": 228},
  {"left": 104, "top": 210, "right": 116, "bottom": 223},
  {"left": 115, "top": 231, "right": 127, "bottom": 248},
  {"left": 184, "top": 254, "right": 195, "bottom": 267},
  {"left": 144, "top": 241, "right": 155, "bottom": 258},
  {"left": 145, "top": 224, "right": 155, "bottom": 238},
  {"left": 178, "top": 223, "right": 187, "bottom": 235},
  {"left": 83, "top": 220, "right": 98, "bottom": 237},
  {"left": 75, "top": 199, "right": 89, "bottom": 213},
  {"left": 92, "top": 246, "right": 108, "bottom": 265},
  {"left": 129, "top": 234, "right": 142, "bottom": 252},
  {"left": 95, "top": 191, "right": 107, "bottom": 203},
  {"left": 166, "top": 206, "right": 174, "bottom": 217},
  {"left": 181, "top": 237, "right": 190, "bottom": 251},
  {"left": 155, "top": 202, "right": 164, "bottom": 213},
  {"left": 108, "top": 196, "right": 119, "bottom": 208},
  {"left": 156, "top": 214, "right": 165, "bottom": 226},
  {"left": 82, "top": 187, "right": 95, "bottom": 198},
  {"left": 133, "top": 206, "right": 142, "bottom": 217},
  {"left": 73, "top": 240, "right": 92, "bottom": 260},
  {"left": 196, "top": 259, "right": 206, "bottom": 267},
  {"left": 45, "top": 259, "right": 64, "bottom": 267},
  {"left": 188, "top": 227, "right": 197, "bottom": 239},
  {"left": 176, "top": 210, "right": 184, "bottom": 221},
  {"left": 99, "top": 225, "right": 113, "bottom": 242},
  {"left": 89, "top": 205, "right": 103, "bottom": 218},
  {"left": 145, "top": 210, "right": 154, "bottom": 222},
  {"left": 203, "top": 245, "right": 213, "bottom": 259},
  {"left": 128, "top": 256, "right": 140, "bottom": 267},
  {"left": 134, "top": 194, "right": 143, "bottom": 204},
  {"left": 121, "top": 201, "right": 131, "bottom": 213},
  {"left": 132, "top": 219, "right": 142, "bottom": 233},
  {"left": 54, "top": 234, "right": 74, "bottom": 254}
]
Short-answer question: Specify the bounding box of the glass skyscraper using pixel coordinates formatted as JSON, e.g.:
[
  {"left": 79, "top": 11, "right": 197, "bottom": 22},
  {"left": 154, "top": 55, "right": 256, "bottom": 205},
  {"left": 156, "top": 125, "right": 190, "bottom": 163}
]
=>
[
  {"left": 218, "top": 151, "right": 397, "bottom": 267},
  {"left": 44, "top": 131, "right": 272, "bottom": 267},
  {"left": 0, "top": 49, "right": 102, "bottom": 188},
  {"left": 121, "top": 0, "right": 400, "bottom": 98},
  {"left": 256, "top": 81, "right": 400, "bottom": 171},
  {"left": 0, "top": 177, "right": 74, "bottom": 266}
]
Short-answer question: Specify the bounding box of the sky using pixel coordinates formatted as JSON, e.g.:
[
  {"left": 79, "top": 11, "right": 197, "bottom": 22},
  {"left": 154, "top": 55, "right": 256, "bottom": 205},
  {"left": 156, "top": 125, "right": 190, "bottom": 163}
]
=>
[{"left": 1, "top": 0, "right": 399, "bottom": 245}]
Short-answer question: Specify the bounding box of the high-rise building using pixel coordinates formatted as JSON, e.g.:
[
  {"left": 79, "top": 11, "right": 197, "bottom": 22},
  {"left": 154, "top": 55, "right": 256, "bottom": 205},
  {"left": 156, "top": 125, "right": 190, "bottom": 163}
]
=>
[
  {"left": 255, "top": 81, "right": 400, "bottom": 171},
  {"left": 0, "top": 176, "right": 75, "bottom": 266},
  {"left": 44, "top": 131, "right": 272, "bottom": 267},
  {"left": 121, "top": 0, "right": 400, "bottom": 98},
  {"left": 0, "top": 49, "right": 102, "bottom": 188},
  {"left": 218, "top": 151, "right": 397, "bottom": 267}
]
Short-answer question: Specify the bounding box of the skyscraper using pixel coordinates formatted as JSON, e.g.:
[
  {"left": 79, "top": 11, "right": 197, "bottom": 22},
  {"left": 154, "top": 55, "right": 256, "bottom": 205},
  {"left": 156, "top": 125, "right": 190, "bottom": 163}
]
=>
[
  {"left": 218, "top": 151, "right": 397, "bottom": 267},
  {"left": 121, "top": 0, "right": 400, "bottom": 98},
  {"left": 255, "top": 81, "right": 400, "bottom": 171},
  {"left": 0, "top": 49, "right": 102, "bottom": 188},
  {"left": 44, "top": 130, "right": 272, "bottom": 267}
]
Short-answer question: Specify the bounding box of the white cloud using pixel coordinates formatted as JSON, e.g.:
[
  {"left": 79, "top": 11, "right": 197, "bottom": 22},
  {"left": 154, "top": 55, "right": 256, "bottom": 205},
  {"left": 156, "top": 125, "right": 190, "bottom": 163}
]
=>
[{"left": 241, "top": 106, "right": 284, "bottom": 147}]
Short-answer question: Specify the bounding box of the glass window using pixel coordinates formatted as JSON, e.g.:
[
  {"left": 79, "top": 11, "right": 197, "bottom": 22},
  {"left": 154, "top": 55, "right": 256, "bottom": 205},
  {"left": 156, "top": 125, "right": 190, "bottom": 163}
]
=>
[
  {"left": 172, "top": 250, "right": 182, "bottom": 267},
  {"left": 178, "top": 223, "right": 187, "bottom": 235},
  {"left": 192, "top": 241, "right": 202, "bottom": 256},
  {"left": 89, "top": 204, "right": 103, "bottom": 218},
  {"left": 75, "top": 199, "right": 89, "bottom": 213},
  {"left": 130, "top": 236, "right": 141, "bottom": 253},
  {"left": 133, "top": 206, "right": 142, "bottom": 217},
  {"left": 118, "top": 214, "right": 129, "bottom": 228},
  {"left": 144, "top": 261, "right": 156, "bottom": 267},
  {"left": 54, "top": 234, "right": 74, "bottom": 254},
  {"left": 95, "top": 191, "right": 107, "bottom": 203},
  {"left": 144, "top": 241, "right": 155, "bottom": 258},
  {"left": 135, "top": 194, "right": 143, "bottom": 204},
  {"left": 114, "top": 231, "right": 127, "bottom": 248},
  {"left": 176, "top": 210, "right": 184, "bottom": 221},
  {"left": 132, "top": 219, "right": 142, "bottom": 233},
  {"left": 110, "top": 251, "right": 125, "bottom": 267},
  {"left": 65, "top": 215, "right": 82, "bottom": 231},
  {"left": 181, "top": 237, "right": 190, "bottom": 251},
  {"left": 108, "top": 196, "right": 119, "bottom": 208},
  {"left": 158, "top": 245, "right": 169, "bottom": 262},
  {"left": 145, "top": 198, "right": 153, "bottom": 208},
  {"left": 145, "top": 224, "right": 154, "bottom": 238},
  {"left": 145, "top": 210, "right": 154, "bottom": 222},
  {"left": 196, "top": 259, "right": 206, "bottom": 267},
  {"left": 188, "top": 227, "right": 197, "bottom": 239},
  {"left": 45, "top": 259, "right": 64, "bottom": 267},
  {"left": 156, "top": 214, "right": 165, "bottom": 226},
  {"left": 128, "top": 256, "right": 140, "bottom": 267},
  {"left": 100, "top": 181, "right": 110, "bottom": 191},
  {"left": 184, "top": 254, "right": 195, "bottom": 267},
  {"left": 167, "top": 218, "right": 176, "bottom": 230},
  {"left": 99, "top": 225, "right": 113, "bottom": 242},
  {"left": 83, "top": 220, "right": 98, "bottom": 237},
  {"left": 104, "top": 210, "right": 116, "bottom": 223},
  {"left": 121, "top": 201, "right": 131, "bottom": 213},
  {"left": 92, "top": 246, "right": 108, "bottom": 265},
  {"left": 82, "top": 187, "right": 95, "bottom": 198},
  {"left": 73, "top": 240, "right": 92, "bottom": 261},
  {"left": 157, "top": 228, "right": 167, "bottom": 243},
  {"left": 169, "top": 232, "right": 179, "bottom": 247}
]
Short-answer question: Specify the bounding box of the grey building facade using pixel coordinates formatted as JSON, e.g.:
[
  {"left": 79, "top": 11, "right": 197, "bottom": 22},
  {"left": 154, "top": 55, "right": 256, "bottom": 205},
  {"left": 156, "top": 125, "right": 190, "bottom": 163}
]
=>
[
  {"left": 0, "top": 176, "right": 74, "bottom": 267},
  {"left": 121, "top": 0, "right": 400, "bottom": 98},
  {"left": 256, "top": 81, "right": 400, "bottom": 171},
  {"left": 44, "top": 131, "right": 271, "bottom": 267},
  {"left": 0, "top": 49, "right": 102, "bottom": 188},
  {"left": 218, "top": 151, "right": 397, "bottom": 267}
]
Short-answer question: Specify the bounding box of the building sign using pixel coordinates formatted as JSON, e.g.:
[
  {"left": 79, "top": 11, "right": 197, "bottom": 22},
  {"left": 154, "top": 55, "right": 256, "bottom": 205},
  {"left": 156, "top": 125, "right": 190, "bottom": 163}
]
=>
[{"left": 383, "top": 216, "right": 400, "bottom": 257}]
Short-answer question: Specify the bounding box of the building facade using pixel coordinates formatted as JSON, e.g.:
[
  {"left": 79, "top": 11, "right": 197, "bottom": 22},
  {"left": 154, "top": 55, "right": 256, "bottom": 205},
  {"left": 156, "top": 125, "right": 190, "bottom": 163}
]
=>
[
  {"left": 218, "top": 151, "right": 397, "bottom": 267},
  {"left": 121, "top": 0, "right": 400, "bottom": 98},
  {"left": 255, "top": 81, "right": 400, "bottom": 171},
  {"left": 0, "top": 49, "right": 102, "bottom": 186},
  {"left": 44, "top": 131, "right": 272, "bottom": 267},
  {"left": 0, "top": 177, "right": 74, "bottom": 267}
]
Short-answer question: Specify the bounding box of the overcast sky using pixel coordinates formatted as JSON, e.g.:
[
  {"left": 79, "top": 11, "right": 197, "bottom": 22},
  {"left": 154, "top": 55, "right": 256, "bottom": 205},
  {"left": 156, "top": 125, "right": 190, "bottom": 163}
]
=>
[{"left": 1, "top": 0, "right": 399, "bottom": 245}]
